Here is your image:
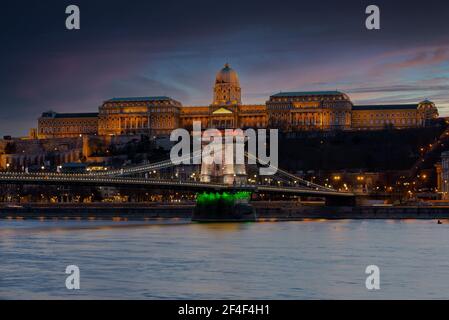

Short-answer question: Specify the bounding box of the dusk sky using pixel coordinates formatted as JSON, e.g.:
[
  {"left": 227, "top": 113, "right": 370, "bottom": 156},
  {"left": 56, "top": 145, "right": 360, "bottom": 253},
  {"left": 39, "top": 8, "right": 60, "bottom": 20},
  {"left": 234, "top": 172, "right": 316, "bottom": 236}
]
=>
[{"left": 1, "top": 0, "right": 449, "bottom": 136}]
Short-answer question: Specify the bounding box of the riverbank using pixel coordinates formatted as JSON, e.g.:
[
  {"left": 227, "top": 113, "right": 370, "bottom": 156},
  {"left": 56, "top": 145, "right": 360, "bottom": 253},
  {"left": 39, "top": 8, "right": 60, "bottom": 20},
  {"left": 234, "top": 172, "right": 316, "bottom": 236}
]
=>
[
  {"left": 0, "top": 203, "right": 193, "bottom": 220},
  {"left": 2, "top": 202, "right": 449, "bottom": 220}
]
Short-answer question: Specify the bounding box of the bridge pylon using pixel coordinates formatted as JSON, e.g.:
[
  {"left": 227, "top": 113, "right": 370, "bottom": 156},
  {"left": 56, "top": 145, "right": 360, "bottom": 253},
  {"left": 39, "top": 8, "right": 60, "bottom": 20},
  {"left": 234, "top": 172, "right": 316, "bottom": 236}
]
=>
[{"left": 200, "top": 134, "right": 248, "bottom": 185}]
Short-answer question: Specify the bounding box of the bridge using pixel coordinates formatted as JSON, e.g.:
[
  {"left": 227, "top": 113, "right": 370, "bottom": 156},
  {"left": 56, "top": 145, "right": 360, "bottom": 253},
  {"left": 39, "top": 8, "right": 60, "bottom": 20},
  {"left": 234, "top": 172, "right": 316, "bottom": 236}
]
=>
[{"left": 0, "top": 151, "right": 355, "bottom": 205}]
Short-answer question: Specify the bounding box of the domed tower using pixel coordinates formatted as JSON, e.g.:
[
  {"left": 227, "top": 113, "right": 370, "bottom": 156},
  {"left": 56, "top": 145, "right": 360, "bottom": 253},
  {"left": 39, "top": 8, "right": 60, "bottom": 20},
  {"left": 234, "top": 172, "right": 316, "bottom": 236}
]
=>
[
  {"left": 213, "top": 63, "right": 242, "bottom": 105},
  {"left": 417, "top": 99, "right": 439, "bottom": 126}
]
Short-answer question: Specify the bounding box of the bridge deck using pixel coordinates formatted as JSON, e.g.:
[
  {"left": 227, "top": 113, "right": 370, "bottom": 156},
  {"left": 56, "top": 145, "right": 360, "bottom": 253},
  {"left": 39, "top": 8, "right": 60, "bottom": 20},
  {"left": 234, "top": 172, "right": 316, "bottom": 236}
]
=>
[{"left": 0, "top": 173, "right": 353, "bottom": 197}]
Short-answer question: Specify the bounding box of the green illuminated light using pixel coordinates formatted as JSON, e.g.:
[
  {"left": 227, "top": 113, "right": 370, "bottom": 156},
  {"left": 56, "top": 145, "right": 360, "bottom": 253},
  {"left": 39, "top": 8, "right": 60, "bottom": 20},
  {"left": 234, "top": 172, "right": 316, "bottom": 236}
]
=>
[{"left": 196, "top": 191, "right": 251, "bottom": 205}]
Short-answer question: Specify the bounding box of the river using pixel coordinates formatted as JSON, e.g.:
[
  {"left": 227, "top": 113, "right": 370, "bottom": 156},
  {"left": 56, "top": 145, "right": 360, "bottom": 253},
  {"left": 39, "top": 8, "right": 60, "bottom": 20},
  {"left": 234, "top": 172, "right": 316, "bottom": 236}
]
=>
[{"left": 1, "top": 219, "right": 449, "bottom": 299}]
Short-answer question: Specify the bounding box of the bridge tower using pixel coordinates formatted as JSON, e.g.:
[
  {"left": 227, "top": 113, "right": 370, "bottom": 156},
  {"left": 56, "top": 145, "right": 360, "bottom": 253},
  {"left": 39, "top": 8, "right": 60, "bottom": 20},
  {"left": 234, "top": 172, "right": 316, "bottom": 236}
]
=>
[
  {"left": 200, "top": 131, "right": 247, "bottom": 185},
  {"left": 200, "top": 150, "right": 248, "bottom": 185}
]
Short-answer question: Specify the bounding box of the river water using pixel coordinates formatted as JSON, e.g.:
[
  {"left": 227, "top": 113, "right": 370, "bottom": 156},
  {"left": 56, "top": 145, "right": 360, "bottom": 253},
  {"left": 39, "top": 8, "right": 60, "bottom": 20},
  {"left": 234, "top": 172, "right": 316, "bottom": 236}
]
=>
[{"left": 1, "top": 219, "right": 449, "bottom": 299}]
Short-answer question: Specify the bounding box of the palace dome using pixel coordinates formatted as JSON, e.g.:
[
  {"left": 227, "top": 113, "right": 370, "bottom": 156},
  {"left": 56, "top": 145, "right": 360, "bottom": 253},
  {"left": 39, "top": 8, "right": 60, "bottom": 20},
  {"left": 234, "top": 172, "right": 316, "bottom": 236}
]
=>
[
  {"left": 418, "top": 99, "right": 436, "bottom": 109},
  {"left": 215, "top": 63, "right": 240, "bottom": 85},
  {"left": 419, "top": 99, "right": 434, "bottom": 105}
]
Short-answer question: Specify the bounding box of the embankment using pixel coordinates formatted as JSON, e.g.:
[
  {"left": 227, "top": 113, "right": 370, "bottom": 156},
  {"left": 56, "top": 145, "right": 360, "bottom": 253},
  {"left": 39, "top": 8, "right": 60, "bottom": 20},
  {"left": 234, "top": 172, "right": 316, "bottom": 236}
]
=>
[{"left": 2, "top": 202, "right": 449, "bottom": 220}]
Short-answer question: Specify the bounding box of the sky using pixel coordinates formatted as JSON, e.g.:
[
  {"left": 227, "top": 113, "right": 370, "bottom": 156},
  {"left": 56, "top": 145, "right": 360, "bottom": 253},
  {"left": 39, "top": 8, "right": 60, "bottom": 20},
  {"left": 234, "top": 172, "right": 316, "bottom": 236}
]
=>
[{"left": 0, "top": 0, "right": 449, "bottom": 136}]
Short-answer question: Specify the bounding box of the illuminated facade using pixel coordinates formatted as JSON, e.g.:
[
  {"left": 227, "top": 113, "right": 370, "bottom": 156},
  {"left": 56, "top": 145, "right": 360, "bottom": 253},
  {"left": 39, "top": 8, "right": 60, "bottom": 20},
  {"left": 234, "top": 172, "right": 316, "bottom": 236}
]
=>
[
  {"left": 266, "top": 91, "right": 352, "bottom": 130},
  {"left": 35, "top": 64, "right": 439, "bottom": 138},
  {"left": 213, "top": 63, "right": 242, "bottom": 106},
  {"left": 38, "top": 111, "right": 98, "bottom": 139},
  {"left": 98, "top": 96, "right": 181, "bottom": 136},
  {"left": 180, "top": 64, "right": 267, "bottom": 130},
  {"left": 351, "top": 100, "right": 439, "bottom": 130}
]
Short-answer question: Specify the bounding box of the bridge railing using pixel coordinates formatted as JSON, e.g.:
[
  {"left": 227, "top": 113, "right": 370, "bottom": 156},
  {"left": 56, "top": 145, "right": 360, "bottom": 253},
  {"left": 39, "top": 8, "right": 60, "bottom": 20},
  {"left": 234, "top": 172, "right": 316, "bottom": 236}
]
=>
[{"left": 0, "top": 148, "right": 341, "bottom": 194}]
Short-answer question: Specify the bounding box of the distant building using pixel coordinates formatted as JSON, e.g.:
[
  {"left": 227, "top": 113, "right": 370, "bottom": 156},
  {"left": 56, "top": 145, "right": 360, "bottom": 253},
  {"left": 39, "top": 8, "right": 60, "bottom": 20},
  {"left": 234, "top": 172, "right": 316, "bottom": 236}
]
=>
[
  {"left": 38, "top": 111, "right": 98, "bottom": 139},
  {"left": 98, "top": 97, "right": 181, "bottom": 136},
  {"left": 352, "top": 100, "right": 438, "bottom": 130},
  {"left": 34, "top": 64, "right": 440, "bottom": 139},
  {"left": 0, "top": 137, "right": 83, "bottom": 170},
  {"left": 266, "top": 91, "right": 352, "bottom": 130}
]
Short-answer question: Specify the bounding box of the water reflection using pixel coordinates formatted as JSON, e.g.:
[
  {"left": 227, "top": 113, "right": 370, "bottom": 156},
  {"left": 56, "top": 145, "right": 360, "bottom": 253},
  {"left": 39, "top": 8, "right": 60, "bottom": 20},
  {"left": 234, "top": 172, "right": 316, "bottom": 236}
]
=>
[{"left": 1, "top": 219, "right": 449, "bottom": 299}]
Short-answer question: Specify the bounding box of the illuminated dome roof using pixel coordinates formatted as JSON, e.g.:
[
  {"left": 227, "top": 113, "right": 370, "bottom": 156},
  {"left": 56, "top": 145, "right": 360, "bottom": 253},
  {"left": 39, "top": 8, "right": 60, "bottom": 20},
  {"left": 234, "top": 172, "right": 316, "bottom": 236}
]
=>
[
  {"left": 215, "top": 63, "right": 240, "bottom": 85},
  {"left": 419, "top": 99, "right": 434, "bottom": 105},
  {"left": 418, "top": 99, "right": 436, "bottom": 108}
]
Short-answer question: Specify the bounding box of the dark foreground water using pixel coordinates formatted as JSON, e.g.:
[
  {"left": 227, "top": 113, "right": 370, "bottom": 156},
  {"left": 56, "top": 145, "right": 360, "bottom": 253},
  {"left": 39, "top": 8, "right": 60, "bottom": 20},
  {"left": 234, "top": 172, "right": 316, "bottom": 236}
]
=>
[{"left": 1, "top": 219, "right": 449, "bottom": 299}]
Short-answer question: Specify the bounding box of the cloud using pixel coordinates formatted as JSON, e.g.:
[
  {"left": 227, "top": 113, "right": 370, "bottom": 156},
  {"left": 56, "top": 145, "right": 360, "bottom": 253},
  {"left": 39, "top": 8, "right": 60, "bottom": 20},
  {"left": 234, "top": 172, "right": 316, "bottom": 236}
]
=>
[
  {"left": 2, "top": 1, "right": 449, "bottom": 135},
  {"left": 344, "top": 76, "right": 449, "bottom": 117},
  {"left": 368, "top": 45, "right": 449, "bottom": 77},
  {"left": 346, "top": 82, "right": 449, "bottom": 94}
]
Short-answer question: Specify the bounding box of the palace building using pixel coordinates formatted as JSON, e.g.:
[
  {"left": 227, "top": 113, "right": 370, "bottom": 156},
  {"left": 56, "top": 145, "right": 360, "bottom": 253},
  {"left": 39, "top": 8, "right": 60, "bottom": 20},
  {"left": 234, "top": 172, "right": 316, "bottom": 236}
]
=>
[
  {"left": 38, "top": 111, "right": 98, "bottom": 139},
  {"left": 351, "top": 100, "right": 438, "bottom": 129},
  {"left": 36, "top": 64, "right": 439, "bottom": 139},
  {"left": 97, "top": 96, "right": 182, "bottom": 136}
]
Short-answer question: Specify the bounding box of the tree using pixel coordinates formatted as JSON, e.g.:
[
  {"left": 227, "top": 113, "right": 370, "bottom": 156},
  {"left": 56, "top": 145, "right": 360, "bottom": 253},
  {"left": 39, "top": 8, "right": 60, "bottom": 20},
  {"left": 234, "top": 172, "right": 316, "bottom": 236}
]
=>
[{"left": 4, "top": 142, "right": 16, "bottom": 154}]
